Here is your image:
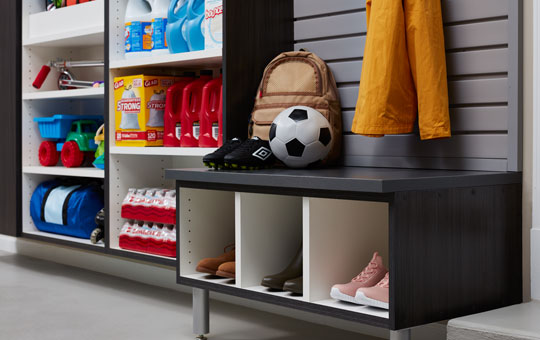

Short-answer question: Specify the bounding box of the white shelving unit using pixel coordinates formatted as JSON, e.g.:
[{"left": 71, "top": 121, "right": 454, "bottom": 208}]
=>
[
  {"left": 23, "top": 88, "right": 104, "bottom": 101},
  {"left": 23, "top": 166, "right": 104, "bottom": 178},
  {"left": 110, "top": 146, "right": 216, "bottom": 157},
  {"left": 107, "top": 0, "right": 223, "bottom": 261},
  {"left": 178, "top": 188, "right": 390, "bottom": 319},
  {"left": 110, "top": 48, "right": 222, "bottom": 70},
  {"left": 23, "top": 0, "right": 104, "bottom": 48},
  {"left": 21, "top": 0, "right": 105, "bottom": 247}
]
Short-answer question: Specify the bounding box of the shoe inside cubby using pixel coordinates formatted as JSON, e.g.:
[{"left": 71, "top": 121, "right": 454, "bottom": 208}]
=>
[
  {"left": 235, "top": 192, "right": 304, "bottom": 301},
  {"left": 179, "top": 188, "right": 236, "bottom": 286},
  {"left": 303, "top": 197, "right": 390, "bottom": 319}
]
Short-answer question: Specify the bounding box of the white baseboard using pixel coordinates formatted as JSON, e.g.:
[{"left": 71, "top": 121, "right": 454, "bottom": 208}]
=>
[{"left": 0, "top": 236, "right": 446, "bottom": 340}]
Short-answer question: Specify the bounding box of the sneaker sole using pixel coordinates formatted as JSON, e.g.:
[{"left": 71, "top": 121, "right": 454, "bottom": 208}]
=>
[
  {"left": 215, "top": 270, "right": 235, "bottom": 279},
  {"left": 354, "top": 291, "right": 389, "bottom": 309},
  {"left": 330, "top": 287, "right": 362, "bottom": 305}
]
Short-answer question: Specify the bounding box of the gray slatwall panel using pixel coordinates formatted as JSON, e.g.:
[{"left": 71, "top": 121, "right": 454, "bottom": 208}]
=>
[
  {"left": 295, "top": 20, "right": 508, "bottom": 60},
  {"left": 329, "top": 49, "right": 508, "bottom": 83},
  {"left": 444, "top": 20, "right": 508, "bottom": 50},
  {"left": 295, "top": 12, "right": 366, "bottom": 41},
  {"left": 294, "top": 0, "right": 365, "bottom": 18},
  {"left": 295, "top": 1, "right": 508, "bottom": 42},
  {"left": 342, "top": 107, "right": 509, "bottom": 133},
  {"left": 442, "top": 0, "right": 508, "bottom": 23},
  {"left": 293, "top": 0, "right": 518, "bottom": 172},
  {"left": 338, "top": 78, "right": 508, "bottom": 108},
  {"left": 343, "top": 134, "right": 507, "bottom": 159},
  {"left": 343, "top": 156, "right": 508, "bottom": 172}
]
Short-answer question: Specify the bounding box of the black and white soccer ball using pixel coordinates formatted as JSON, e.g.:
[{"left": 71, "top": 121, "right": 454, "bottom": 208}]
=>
[{"left": 269, "top": 106, "right": 333, "bottom": 168}]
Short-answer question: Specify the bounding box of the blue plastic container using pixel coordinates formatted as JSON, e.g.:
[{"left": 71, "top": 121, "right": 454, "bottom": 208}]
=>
[
  {"left": 183, "top": 0, "right": 205, "bottom": 51},
  {"left": 166, "top": 0, "right": 190, "bottom": 53},
  {"left": 34, "top": 115, "right": 102, "bottom": 140}
]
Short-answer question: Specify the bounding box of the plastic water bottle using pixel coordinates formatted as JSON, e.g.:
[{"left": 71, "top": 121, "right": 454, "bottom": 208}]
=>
[{"left": 125, "top": 0, "right": 153, "bottom": 59}]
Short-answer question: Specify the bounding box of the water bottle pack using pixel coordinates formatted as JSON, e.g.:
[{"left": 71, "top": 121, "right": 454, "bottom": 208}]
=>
[
  {"left": 119, "top": 221, "right": 177, "bottom": 257},
  {"left": 121, "top": 187, "right": 177, "bottom": 225}
]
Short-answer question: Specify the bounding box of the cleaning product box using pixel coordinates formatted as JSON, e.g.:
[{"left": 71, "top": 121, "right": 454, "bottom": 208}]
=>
[
  {"left": 205, "top": 0, "right": 223, "bottom": 50},
  {"left": 114, "top": 75, "right": 174, "bottom": 146}
]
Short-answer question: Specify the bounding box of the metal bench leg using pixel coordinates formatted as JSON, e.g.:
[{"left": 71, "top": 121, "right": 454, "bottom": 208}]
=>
[
  {"left": 193, "top": 288, "right": 209, "bottom": 340},
  {"left": 390, "top": 329, "right": 411, "bottom": 340}
]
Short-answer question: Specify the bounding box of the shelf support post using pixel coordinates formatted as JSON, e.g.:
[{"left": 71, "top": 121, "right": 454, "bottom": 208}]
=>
[
  {"left": 390, "top": 329, "right": 411, "bottom": 340},
  {"left": 193, "top": 287, "right": 209, "bottom": 339}
]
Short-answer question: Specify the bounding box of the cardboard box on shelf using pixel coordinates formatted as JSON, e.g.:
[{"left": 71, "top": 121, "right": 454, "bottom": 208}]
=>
[{"left": 114, "top": 74, "right": 174, "bottom": 147}]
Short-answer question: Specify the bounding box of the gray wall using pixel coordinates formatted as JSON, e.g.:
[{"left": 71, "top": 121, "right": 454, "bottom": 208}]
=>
[{"left": 294, "top": 0, "right": 522, "bottom": 172}]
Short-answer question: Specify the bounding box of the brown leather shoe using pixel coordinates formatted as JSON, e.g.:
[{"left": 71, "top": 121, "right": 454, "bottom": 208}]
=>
[
  {"left": 283, "top": 276, "right": 302, "bottom": 295},
  {"left": 216, "top": 261, "right": 235, "bottom": 279},
  {"left": 196, "top": 245, "right": 235, "bottom": 275},
  {"left": 261, "top": 245, "right": 302, "bottom": 290}
]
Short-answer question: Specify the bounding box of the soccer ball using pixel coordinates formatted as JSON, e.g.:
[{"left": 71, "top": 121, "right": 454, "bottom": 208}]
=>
[{"left": 269, "top": 106, "right": 333, "bottom": 168}]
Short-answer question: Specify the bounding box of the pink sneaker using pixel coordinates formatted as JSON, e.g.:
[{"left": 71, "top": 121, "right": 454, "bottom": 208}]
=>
[
  {"left": 355, "top": 272, "right": 389, "bottom": 309},
  {"left": 330, "top": 252, "right": 388, "bottom": 304}
]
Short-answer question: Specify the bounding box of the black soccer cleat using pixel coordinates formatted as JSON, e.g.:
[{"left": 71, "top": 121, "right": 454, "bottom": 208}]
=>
[
  {"left": 203, "top": 138, "right": 243, "bottom": 169},
  {"left": 224, "top": 137, "right": 275, "bottom": 170}
]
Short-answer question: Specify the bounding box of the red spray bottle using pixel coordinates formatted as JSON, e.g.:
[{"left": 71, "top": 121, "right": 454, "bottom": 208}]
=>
[
  {"left": 163, "top": 73, "right": 196, "bottom": 147},
  {"left": 180, "top": 70, "right": 213, "bottom": 147},
  {"left": 198, "top": 75, "right": 222, "bottom": 147}
]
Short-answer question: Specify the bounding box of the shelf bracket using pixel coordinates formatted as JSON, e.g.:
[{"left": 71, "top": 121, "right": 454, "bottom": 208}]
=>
[
  {"left": 390, "top": 329, "right": 411, "bottom": 340},
  {"left": 193, "top": 287, "right": 210, "bottom": 339}
]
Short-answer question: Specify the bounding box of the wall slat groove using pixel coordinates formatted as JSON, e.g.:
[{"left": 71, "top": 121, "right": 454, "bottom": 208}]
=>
[{"left": 293, "top": 0, "right": 518, "bottom": 171}]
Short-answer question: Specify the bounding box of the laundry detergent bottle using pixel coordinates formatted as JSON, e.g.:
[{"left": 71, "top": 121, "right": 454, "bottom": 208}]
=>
[
  {"left": 198, "top": 75, "right": 222, "bottom": 147},
  {"left": 166, "top": 0, "right": 189, "bottom": 53},
  {"left": 125, "top": 0, "right": 153, "bottom": 59},
  {"left": 182, "top": 0, "right": 205, "bottom": 51},
  {"left": 150, "top": 0, "right": 171, "bottom": 55},
  {"left": 217, "top": 86, "right": 223, "bottom": 146},
  {"left": 179, "top": 70, "right": 213, "bottom": 147},
  {"left": 163, "top": 73, "right": 196, "bottom": 147}
]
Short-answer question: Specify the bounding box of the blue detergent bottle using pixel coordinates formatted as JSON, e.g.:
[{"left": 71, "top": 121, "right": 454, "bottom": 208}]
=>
[
  {"left": 166, "top": 0, "right": 190, "bottom": 53},
  {"left": 182, "top": 0, "right": 205, "bottom": 51}
]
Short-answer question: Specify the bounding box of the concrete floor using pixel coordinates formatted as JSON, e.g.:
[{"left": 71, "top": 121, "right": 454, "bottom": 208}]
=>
[{"left": 0, "top": 250, "right": 380, "bottom": 340}]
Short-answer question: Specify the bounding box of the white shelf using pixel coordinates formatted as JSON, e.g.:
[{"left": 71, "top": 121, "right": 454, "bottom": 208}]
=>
[
  {"left": 23, "top": 26, "right": 104, "bottom": 48},
  {"left": 23, "top": 88, "right": 104, "bottom": 101},
  {"left": 112, "top": 247, "right": 176, "bottom": 261},
  {"left": 110, "top": 49, "right": 223, "bottom": 70},
  {"left": 183, "top": 273, "right": 237, "bottom": 287},
  {"left": 245, "top": 285, "right": 305, "bottom": 301},
  {"left": 314, "top": 299, "right": 389, "bottom": 319},
  {"left": 24, "top": 0, "right": 104, "bottom": 48},
  {"left": 23, "top": 166, "right": 105, "bottom": 178},
  {"left": 110, "top": 146, "right": 215, "bottom": 157},
  {"left": 23, "top": 230, "right": 105, "bottom": 248}
]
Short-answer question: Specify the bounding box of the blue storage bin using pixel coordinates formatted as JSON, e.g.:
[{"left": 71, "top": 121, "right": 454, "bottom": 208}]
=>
[{"left": 34, "top": 115, "right": 102, "bottom": 140}]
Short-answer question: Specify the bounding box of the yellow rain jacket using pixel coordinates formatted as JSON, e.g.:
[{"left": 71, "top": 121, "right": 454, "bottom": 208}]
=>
[{"left": 352, "top": 0, "right": 451, "bottom": 140}]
